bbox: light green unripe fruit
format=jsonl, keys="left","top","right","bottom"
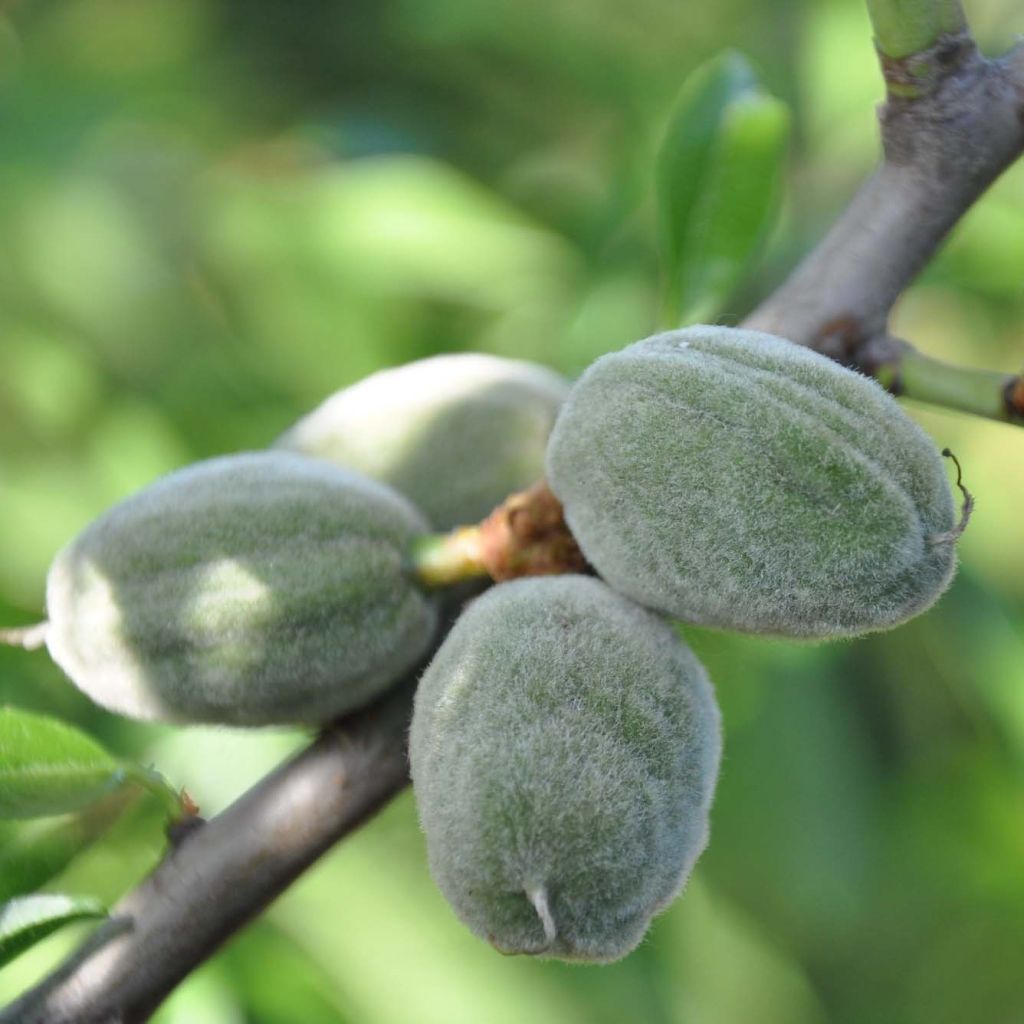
{"left": 546, "top": 326, "right": 958, "bottom": 639}
{"left": 45, "top": 452, "right": 438, "bottom": 726}
{"left": 410, "top": 575, "right": 721, "bottom": 963}
{"left": 275, "top": 353, "right": 570, "bottom": 529}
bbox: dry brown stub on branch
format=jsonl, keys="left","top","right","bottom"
{"left": 411, "top": 479, "right": 590, "bottom": 587}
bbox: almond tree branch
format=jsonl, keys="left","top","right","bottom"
{"left": 744, "top": 34, "right": 1024, "bottom": 385}
{"left": 0, "top": 683, "right": 415, "bottom": 1024}
{"left": 411, "top": 481, "right": 589, "bottom": 588}
{"left": 7, "top": 11, "right": 1024, "bottom": 1024}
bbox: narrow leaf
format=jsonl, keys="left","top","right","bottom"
{"left": 656, "top": 50, "right": 791, "bottom": 324}
{"left": 0, "top": 706, "right": 125, "bottom": 819}
{"left": 657, "top": 50, "right": 756, "bottom": 275}
{"left": 0, "top": 893, "right": 106, "bottom": 968}
{"left": 675, "top": 92, "right": 791, "bottom": 322}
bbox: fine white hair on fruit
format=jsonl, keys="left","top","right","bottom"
{"left": 275, "top": 353, "right": 570, "bottom": 529}
{"left": 410, "top": 575, "right": 722, "bottom": 963}
{"left": 46, "top": 451, "right": 438, "bottom": 726}
{"left": 546, "top": 325, "right": 958, "bottom": 639}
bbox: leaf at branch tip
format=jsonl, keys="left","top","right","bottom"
{"left": 0, "top": 706, "right": 136, "bottom": 820}
{"left": 0, "top": 893, "right": 107, "bottom": 969}
{"left": 656, "top": 50, "right": 791, "bottom": 326}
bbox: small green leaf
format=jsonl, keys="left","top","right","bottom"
{"left": 0, "top": 789, "right": 138, "bottom": 902}
{"left": 674, "top": 92, "right": 790, "bottom": 322}
{"left": 0, "top": 893, "right": 106, "bottom": 968}
{"left": 0, "top": 706, "right": 125, "bottom": 819}
{"left": 657, "top": 51, "right": 755, "bottom": 272}
{"left": 656, "top": 51, "right": 791, "bottom": 325}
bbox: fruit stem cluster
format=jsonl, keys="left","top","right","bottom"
{"left": 410, "top": 481, "right": 588, "bottom": 588}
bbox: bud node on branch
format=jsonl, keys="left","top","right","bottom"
{"left": 476, "top": 481, "right": 590, "bottom": 582}
{"left": 877, "top": 30, "right": 976, "bottom": 99}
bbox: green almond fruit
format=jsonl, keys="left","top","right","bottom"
{"left": 275, "top": 353, "right": 570, "bottom": 529}
{"left": 46, "top": 452, "right": 438, "bottom": 725}
{"left": 546, "top": 325, "right": 958, "bottom": 639}
{"left": 410, "top": 575, "right": 721, "bottom": 963}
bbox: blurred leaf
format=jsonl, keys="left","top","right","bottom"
{"left": 656, "top": 50, "right": 790, "bottom": 324}
{"left": 0, "top": 788, "right": 137, "bottom": 901}
{"left": 0, "top": 456, "right": 104, "bottom": 608}
{"left": 196, "top": 156, "right": 578, "bottom": 394}
{"left": 656, "top": 882, "right": 826, "bottom": 1024}
{"left": 0, "top": 706, "right": 179, "bottom": 819}
{"left": 657, "top": 51, "right": 756, "bottom": 270}
{"left": 0, "top": 706, "right": 125, "bottom": 819}
{"left": 692, "top": 636, "right": 880, "bottom": 947}
{"left": 152, "top": 964, "right": 247, "bottom": 1024}
{"left": 273, "top": 792, "right": 581, "bottom": 1024}
{"left": 13, "top": 179, "right": 166, "bottom": 343}
{"left": 49, "top": 783, "right": 171, "bottom": 907}
{"left": 674, "top": 93, "right": 789, "bottom": 320}
{"left": 0, "top": 893, "right": 105, "bottom": 969}
{"left": 223, "top": 922, "right": 358, "bottom": 1024}
{"left": 0, "top": 328, "right": 102, "bottom": 443}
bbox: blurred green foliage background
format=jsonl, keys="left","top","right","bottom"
{"left": 2, "top": 0, "right": 1024, "bottom": 1020}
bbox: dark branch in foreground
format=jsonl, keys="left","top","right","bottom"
{"left": 0, "top": 684, "right": 414, "bottom": 1024}
{"left": 7, "top": 17, "right": 1024, "bottom": 1024}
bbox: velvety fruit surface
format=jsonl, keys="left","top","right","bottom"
{"left": 547, "top": 326, "right": 957, "bottom": 638}
{"left": 46, "top": 452, "right": 437, "bottom": 725}
{"left": 277, "top": 353, "right": 569, "bottom": 529}
{"left": 410, "top": 575, "right": 721, "bottom": 962}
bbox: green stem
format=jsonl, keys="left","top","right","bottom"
{"left": 877, "top": 349, "right": 1022, "bottom": 424}
{"left": 866, "top": 0, "right": 966, "bottom": 58}
{"left": 125, "top": 766, "right": 185, "bottom": 822}
{"left": 408, "top": 530, "right": 489, "bottom": 589}
{"left": 0, "top": 621, "right": 49, "bottom": 650}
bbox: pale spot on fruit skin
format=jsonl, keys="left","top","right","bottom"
{"left": 182, "top": 559, "right": 274, "bottom": 643}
